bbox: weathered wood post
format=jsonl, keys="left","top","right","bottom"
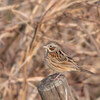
{"left": 37, "top": 73, "right": 75, "bottom": 100}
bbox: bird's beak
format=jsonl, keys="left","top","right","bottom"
{"left": 43, "top": 46, "right": 48, "bottom": 49}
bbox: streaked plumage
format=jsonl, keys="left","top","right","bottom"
{"left": 44, "top": 41, "right": 94, "bottom": 75}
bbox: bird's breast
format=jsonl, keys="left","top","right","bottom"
{"left": 46, "top": 52, "right": 77, "bottom": 72}
{"left": 48, "top": 52, "right": 58, "bottom": 57}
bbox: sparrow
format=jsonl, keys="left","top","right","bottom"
{"left": 43, "top": 41, "right": 95, "bottom": 75}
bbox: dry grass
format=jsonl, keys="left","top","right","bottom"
{"left": 0, "top": 0, "right": 100, "bottom": 100}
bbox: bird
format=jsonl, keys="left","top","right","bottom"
{"left": 43, "top": 41, "right": 95, "bottom": 76}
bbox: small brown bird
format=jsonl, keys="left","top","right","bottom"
{"left": 44, "top": 41, "right": 95, "bottom": 75}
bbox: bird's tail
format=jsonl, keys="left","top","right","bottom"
{"left": 79, "top": 68, "right": 95, "bottom": 75}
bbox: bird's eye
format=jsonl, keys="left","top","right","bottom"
{"left": 49, "top": 45, "right": 52, "bottom": 48}
{"left": 49, "top": 45, "right": 55, "bottom": 51}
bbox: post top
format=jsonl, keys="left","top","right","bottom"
{"left": 37, "top": 73, "right": 66, "bottom": 91}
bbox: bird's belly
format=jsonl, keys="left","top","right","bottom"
{"left": 46, "top": 59, "right": 75, "bottom": 72}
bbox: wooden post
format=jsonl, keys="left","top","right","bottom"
{"left": 37, "top": 73, "right": 75, "bottom": 100}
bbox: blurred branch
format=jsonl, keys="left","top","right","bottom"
{"left": 0, "top": 24, "right": 26, "bottom": 58}
{"left": 64, "top": 13, "right": 100, "bottom": 56}
{"left": 30, "top": 0, "right": 60, "bottom": 49}
{"left": 0, "top": 0, "right": 40, "bottom": 12}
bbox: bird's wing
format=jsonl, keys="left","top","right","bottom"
{"left": 55, "top": 50, "right": 80, "bottom": 70}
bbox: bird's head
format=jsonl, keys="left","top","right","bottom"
{"left": 43, "top": 41, "right": 61, "bottom": 52}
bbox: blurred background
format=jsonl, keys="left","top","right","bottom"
{"left": 0, "top": 0, "right": 100, "bottom": 100}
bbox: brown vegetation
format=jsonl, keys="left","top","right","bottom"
{"left": 0, "top": 0, "right": 100, "bottom": 100}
